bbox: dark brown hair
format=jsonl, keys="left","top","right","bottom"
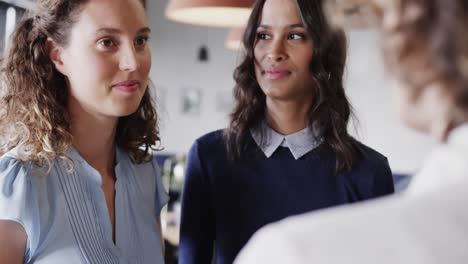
{"left": 226, "top": 0, "right": 358, "bottom": 172}
{"left": 0, "top": 0, "right": 159, "bottom": 167}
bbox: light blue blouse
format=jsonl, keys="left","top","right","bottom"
{"left": 0, "top": 147, "right": 169, "bottom": 264}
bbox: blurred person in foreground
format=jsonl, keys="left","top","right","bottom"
{"left": 235, "top": 0, "right": 468, "bottom": 263}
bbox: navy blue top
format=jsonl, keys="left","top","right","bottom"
{"left": 179, "top": 130, "right": 394, "bottom": 264}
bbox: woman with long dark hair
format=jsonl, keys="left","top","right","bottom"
{"left": 0, "top": 0, "right": 168, "bottom": 263}
{"left": 179, "top": 0, "right": 394, "bottom": 263}
{"left": 236, "top": 0, "right": 468, "bottom": 263}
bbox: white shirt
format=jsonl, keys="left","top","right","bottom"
{"left": 235, "top": 124, "right": 468, "bottom": 264}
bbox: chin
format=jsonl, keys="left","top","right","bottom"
{"left": 262, "top": 85, "right": 288, "bottom": 98}
{"left": 113, "top": 104, "right": 141, "bottom": 117}
{"left": 399, "top": 109, "right": 430, "bottom": 135}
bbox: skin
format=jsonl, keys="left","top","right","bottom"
{"left": 391, "top": 79, "right": 455, "bottom": 141}
{"left": 0, "top": 0, "right": 164, "bottom": 261}
{"left": 254, "top": 0, "right": 315, "bottom": 135}
{"left": 0, "top": 221, "right": 27, "bottom": 264}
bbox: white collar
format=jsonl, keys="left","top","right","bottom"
{"left": 250, "top": 120, "right": 322, "bottom": 160}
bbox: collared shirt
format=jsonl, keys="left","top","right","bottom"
{"left": 0, "top": 146, "right": 169, "bottom": 264}
{"left": 250, "top": 120, "right": 323, "bottom": 160}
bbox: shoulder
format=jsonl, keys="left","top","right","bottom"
{"left": 0, "top": 152, "right": 41, "bottom": 262}
{"left": 115, "top": 149, "right": 156, "bottom": 192}
{"left": 406, "top": 141, "right": 468, "bottom": 195}
{"left": 345, "top": 140, "right": 394, "bottom": 196}
{"left": 237, "top": 191, "right": 439, "bottom": 263}
{"left": 0, "top": 149, "right": 49, "bottom": 202}
{"left": 0, "top": 155, "right": 29, "bottom": 203}
{"left": 347, "top": 140, "right": 392, "bottom": 179}
{"left": 0, "top": 153, "right": 31, "bottom": 191}
{"left": 122, "top": 150, "right": 159, "bottom": 183}
{"left": 185, "top": 130, "right": 234, "bottom": 179}
{"left": 194, "top": 129, "right": 226, "bottom": 147}
{"left": 189, "top": 129, "right": 227, "bottom": 157}
{"left": 0, "top": 148, "right": 49, "bottom": 181}
{"left": 121, "top": 151, "right": 169, "bottom": 211}
{"left": 352, "top": 140, "right": 389, "bottom": 168}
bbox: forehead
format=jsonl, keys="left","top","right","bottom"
{"left": 260, "top": 0, "right": 302, "bottom": 24}
{"left": 74, "top": 0, "right": 147, "bottom": 33}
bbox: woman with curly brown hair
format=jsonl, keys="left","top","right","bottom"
{"left": 0, "top": 0, "right": 168, "bottom": 263}
{"left": 236, "top": 0, "right": 468, "bottom": 263}
{"left": 178, "top": 0, "right": 394, "bottom": 263}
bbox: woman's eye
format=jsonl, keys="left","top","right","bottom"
{"left": 98, "top": 38, "right": 116, "bottom": 48}
{"left": 288, "top": 33, "right": 304, "bottom": 40}
{"left": 256, "top": 32, "right": 270, "bottom": 40}
{"left": 135, "top": 36, "right": 149, "bottom": 47}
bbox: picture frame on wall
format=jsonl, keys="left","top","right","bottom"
{"left": 181, "top": 88, "right": 202, "bottom": 116}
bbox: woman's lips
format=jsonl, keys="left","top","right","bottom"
{"left": 264, "top": 69, "right": 291, "bottom": 80}
{"left": 113, "top": 80, "right": 140, "bottom": 93}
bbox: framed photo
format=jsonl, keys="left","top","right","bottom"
{"left": 181, "top": 88, "right": 202, "bottom": 115}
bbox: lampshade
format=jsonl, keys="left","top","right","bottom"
{"left": 225, "top": 27, "right": 245, "bottom": 51}
{"left": 165, "top": 0, "right": 255, "bottom": 27}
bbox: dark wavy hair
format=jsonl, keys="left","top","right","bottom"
{"left": 226, "top": 0, "right": 358, "bottom": 173}
{"left": 0, "top": 0, "right": 160, "bottom": 167}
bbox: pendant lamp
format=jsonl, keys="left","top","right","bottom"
{"left": 165, "top": 0, "right": 255, "bottom": 27}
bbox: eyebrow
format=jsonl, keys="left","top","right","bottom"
{"left": 257, "top": 23, "right": 305, "bottom": 29}
{"left": 95, "top": 27, "right": 151, "bottom": 35}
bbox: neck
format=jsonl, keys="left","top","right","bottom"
{"left": 69, "top": 99, "right": 118, "bottom": 177}
{"left": 429, "top": 113, "right": 468, "bottom": 143}
{"left": 265, "top": 98, "right": 312, "bottom": 135}
{"left": 415, "top": 83, "right": 467, "bottom": 143}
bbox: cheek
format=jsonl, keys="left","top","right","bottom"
{"left": 64, "top": 53, "right": 116, "bottom": 101}
{"left": 253, "top": 48, "right": 263, "bottom": 78}
{"left": 253, "top": 42, "right": 267, "bottom": 64}
{"left": 297, "top": 48, "right": 314, "bottom": 70}
{"left": 294, "top": 58, "right": 313, "bottom": 84}
{"left": 91, "top": 53, "right": 117, "bottom": 73}
{"left": 391, "top": 80, "right": 417, "bottom": 125}
{"left": 72, "top": 52, "right": 116, "bottom": 82}
{"left": 140, "top": 52, "right": 151, "bottom": 77}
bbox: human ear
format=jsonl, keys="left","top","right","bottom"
{"left": 46, "top": 38, "right": 67, "bottom": 75}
